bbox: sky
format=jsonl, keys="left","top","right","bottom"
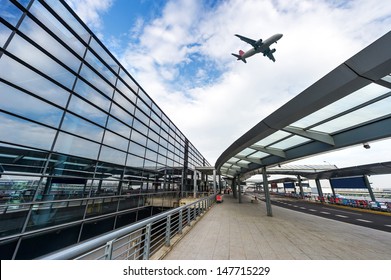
{"left": 64, "top": 0, "right": 391, "bottom": 188}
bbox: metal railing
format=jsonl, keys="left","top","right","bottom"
{"left": 38, "top": 194, "right": 215, "bottom": 260}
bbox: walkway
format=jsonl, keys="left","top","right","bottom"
{"left": 162, "top": 193, "right": 391, "bottom": 260}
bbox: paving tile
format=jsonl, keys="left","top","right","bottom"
{"left": 163, "top": 194, "right": 391, "bottom": 260}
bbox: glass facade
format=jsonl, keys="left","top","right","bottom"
{"left": 0, "top": 0, "right": 210, "bottom": 259}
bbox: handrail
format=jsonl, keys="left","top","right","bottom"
{"left": 38, "top": 194, "right": 215, "bottom": 260}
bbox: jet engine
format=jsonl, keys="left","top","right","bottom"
{"left": 270, "top": 48, "right": 276, "bottom": 53}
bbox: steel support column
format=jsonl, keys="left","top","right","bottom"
{"left": 263, "top": 167, "right": 272, "bottom": 217}
{"left": 364, "top": 175, "right": 376, "bottom": 202}
{"left": 315, "top": 179, "right": 324, "bottom": 203}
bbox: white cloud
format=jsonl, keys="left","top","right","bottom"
{"left": 65, "top": 0, "right": 113, "bottom": 33}
{"left": 66, "top": 0, "right": 390, "bottom": 187}
{"left": 114, "top": 0, "right": 391, "bottom": 169}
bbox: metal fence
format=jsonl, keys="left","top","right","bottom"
{"left": 38, "top": 194, "right": 215, "bottom": 260}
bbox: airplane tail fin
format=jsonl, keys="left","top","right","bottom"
{"left": 231, "top": 50, "right": 247, "bottom": 63}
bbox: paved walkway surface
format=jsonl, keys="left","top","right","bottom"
{"left": 163, "top": 193, "right": 391, "bottom": 260}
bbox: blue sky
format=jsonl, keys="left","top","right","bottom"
{"left": 64, "top": 0, "right": 391, "bottom": 187}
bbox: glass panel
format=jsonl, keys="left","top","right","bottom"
{"left": 126, "top": 154, "right": 144, "bottom": 168}
{"left": 54, "top": 132, "right": 100, "bottom": 160}
{"left": 0, "top": 82, "right": 63, "bottom": 128}
{"left": 61, "top": 112, "right": 104, "bottom": 142}
{"left": 79, "top": 64, "right": 114, "bottom": 98}
{"left": 255, "top": 130, "right": 291, "bottom": 147}
{"left": 381, "top": 74, "right": 391, "bottom": 83}
{"left": 44, "top": 0, "right": 91, "bottom": 43}
{"left": 89, "top": 38, "right": 118, "bottom": 73}
{"left": 116, "top": 78, "right": 137, "bottom": 104}
{"left": 145, "top": 149, "right": 157, "bottom": 162}
{"left": 0, "top": 55, "right": 70, "bottom": 107}
{"left": 73, "top": 78, "right": 111, "bottom": 112}
{"left": 135, "top": 108, "right": 150, "bottom": 126}
{"left": 113, "top": 91, "right": 135, "bottom": 117}
{"left": 106, "top": 116, "right": 130, "bottom": 139}
{"left": 29, "top": 0, "right": 86, "bottom": 57}
{"left": 19, "top": 16, "right": 81, "bottom": 72}
{"left": 148, "top": 130, "right": 159, "bottom": 143}
{"left": 6, "top": 34, "right": 76, "bottom": 89}
{"left": 102, "top": 130, "right": 129, "bottom": 151}
{"left": 110, "top": 103, "right": 133, "bottom": 125}
{"left": 138, "top": 89, "right": 152, "bottom": 106}
{"left": 99, "top": 146, "right": 126, "bottom": 166}
{"left": 67, "top": 95, "right": 108, "bottom": 126}
{"left": 146, "top": 139, "right": 158, "bottom": 152}
{"left": 84, "top": 50, "right": 116, "bottom": 86}
{"left": 0, "top": 112, "right": 56, "bottom": 150}
{"left": 119, "top": 68, "right": 138, "bottom": 96}
{"left": 0, "top": 22, "right": 12, "bottom": 48}
{"left": 249, "top": 151, "right": 269, "bottom": 158}
{"left": 130, "top": 130, "right": 147, "bottom": 146}
{"left": 269, "top": 135, "right": 310, "bottom": 149}
{"left": 136, "top": 99, "right": 151, "bottom": 119}
{"left": 157, "top": 154, "right": 166, "bottom": 165}
{"left": 128, "top": 141, "right": 146, "bottom": 157}
{"left": 132, "top": 118, "right": 148, "bottom": 136}
{"left": 292, "top": 84, "right": 390, "bottom": 128}
{"left": 0, "top": 1, "right": 23, "bottom": 27}
{"left": 312, "top": 96, "right": 391, "bottom": 133}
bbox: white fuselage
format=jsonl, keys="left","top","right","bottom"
{"left": 242, "top": 33, "right": 283, "bottom": 60}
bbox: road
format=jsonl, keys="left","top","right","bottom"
{"left": 251, "top": 193, "right": 391, "bottom": 233}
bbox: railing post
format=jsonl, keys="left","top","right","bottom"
{"left": 193, "top": 202, "right": 197, "bottom": 219}
{"left": 187, "top": 207, "right": 191, "bottom": 225}
{"left": 178, "top": 210, "right": 183, "bottom": 234}
{"left": 104, "top": 240, "right": 114, "bottom": 260}
{"left": 143, "top": 223, "right": 152, "bottom": 260}
{"left": 165, "top": 215, "right": 171, "bottom": 247}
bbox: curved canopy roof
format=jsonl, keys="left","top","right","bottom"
{"left": 216, "top": 31, "right": 391, "bottom": 179}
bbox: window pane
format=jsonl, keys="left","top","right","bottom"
{"left": 89, "top": 38, "right": 118, "bottom": 73}
{"left": 0, "top": 82, "right": 63, "bottom": 128}
{"left": 119, "top": 68, "right": 138, "bottom": 96}
{"left": 128, "top": 141, "right": 146, "bottom": 157}
{"left": 116, "top": 79, "right": 137, "bottom": 104}
{"left": 79, "top": 64, "right": 114, "bottom": 98}
{"left": 99, "top": 146, "right": 126, "bottom": 166}
{"left": 113, "top": 91, "right": 135, "bottom": 117}
{"left": 106, "top": 116, "right": 131, "bottom": 139}
{"left": 103, "top": 130, "right": 128, "bottom": 151}
{"left": 44, "top": 0, "right": 91, "bottom": 43}
{"left": 130, "top": 130, "right": 147, "bottom": 146}
{"left": 110, "top": 103, "right": 133, "bottom": 125}
{"left": 0, "top": 112, "right": 56, "bottom": 150}
{"left": 19, "top": 16, "right": 81, "bottom": 72}
{"left": 54, "top": 132, "right": 100, "bottom": 160}
{"left": 84, "top": 50, "right": 116, "bottom": 86}
{"left": 0, "top": 55, "right": 70, "bottom": 107}
{"left": 126, "top": 154, "right": 144, "bottom": 168}
{"left": 0, "top": 1, "right": 23, "bottom": 26}
{"left": 0, "top": 22, "right": 12, "bottom": 48}
{"left": 73, "top": 79, "right": 111, "bottom": 112}
{"left": 61, "top": 113, "right": 104, "bottom": 142}
{"left": 67, "top": 95, "right": 108, "bottom": 126}
{"left": 29, "top": 1, "right": 86, "bottom": 57}
{"left": 6, "top": 34, "right": 76, "bottom": 89}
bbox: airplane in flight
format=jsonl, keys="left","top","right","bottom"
{"left": 232, "top": 33, "right": 283, "bottom": 63}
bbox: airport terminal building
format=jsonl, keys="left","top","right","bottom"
{"left": 0, "top": 0, "right": 211, "bottom": 259}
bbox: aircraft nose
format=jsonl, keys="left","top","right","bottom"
{"left": 277, "top": 34, "right": 283, "bottom": 40}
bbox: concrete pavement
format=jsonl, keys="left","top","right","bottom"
{"left": 162, "top": 193, "right": 391, "bottom": 260}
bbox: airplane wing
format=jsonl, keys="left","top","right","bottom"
{"left": 234, "top": 34, "right": 258, "bottom": 47}
{"left": 266, "top": 52, "right": 275, "bottom": 62}
{"left": 264, "top": 47, "right": 276, "bottom": 62}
